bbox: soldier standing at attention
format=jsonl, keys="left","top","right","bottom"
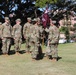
{"left": 23, "top": 17, "right": 32, "bottom": 53}
{"left": 31, "top": 18, "right": 43, "bottom": 60}
{"left": 12, "top": 19, "right": 22, "bottom": 54}
{"left": 45, "top": 20, "right": 60, "bottom": 61}
{"left": 0, "top": 22, "right": 3, "bottom": 51}
{"left": 2, "top": 17, "right": 12, "bottom": 55}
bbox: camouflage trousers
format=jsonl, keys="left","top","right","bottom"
{"left": 0, "top": 38, "right": 2, "bottom": 50}
{"left": 25, "top": 37, "right": 31, "bottom": 52}
{"left": 2, "top": 38, "right": 11, "bottom": 54}
{"left": 31, "top": 42, "right": 39, "bottom": 59}
{"left": 45, "top": 44, "right": 58, "bottom": 58}
{"left": 14, "top": 38, "right": 22, "bottom": 52}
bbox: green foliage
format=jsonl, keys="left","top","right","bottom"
{"left": 74, "top": 23, "right": 76, "bottom": 28}
{"left": 35, "top": 0, "right": 57, "bottom": 7}
{"left": 59, "top": 26, "right": 68, "bottom": 33}
{"left": 59, "top": 26, "right": 70, "bottom": 41}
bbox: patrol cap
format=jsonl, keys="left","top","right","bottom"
{"left": 52, "top": 20, "right": 56, "bottom": 24}
{"left": 37, "top": 18, "right": 40, "bottom": 21}
{"left": 0, "top": 22, "right": 2, "bottom": 25}
{"left": 32, "top": 18, "right": 37, "bottom": 22}
{"left": 16, "top": 18, "right": 21, "bottom": 22}
{"left": 5, "top": 17, "right": 10, "bottom": 21}
{"left": 27, "top": 17, "right": 31, "bottom": 20}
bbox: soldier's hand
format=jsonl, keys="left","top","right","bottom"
{"left": 1, "top": 37, "right": 4, "bottom": 40}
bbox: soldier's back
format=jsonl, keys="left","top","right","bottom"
{"left": 23, "top": 22, "right": 32, "bottom": 36}
{"left": 51, "top": 25, "right": 59, "bottom": 44}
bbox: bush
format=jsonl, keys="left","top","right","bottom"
{"left": 74, "top": 23, "right": 76, "bottom": 28}
{"left": 59, "top": 26, "right": 70, "bottom": 42}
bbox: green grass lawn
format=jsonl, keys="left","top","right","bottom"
{"left": 0, "top": 43, "right": 76, "bottom": 75}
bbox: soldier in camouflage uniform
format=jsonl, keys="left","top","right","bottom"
{"left": 45, "top": 20, "right": 60, "bottom": 61}
{"left": 31, "top": 18, "right": 43, "bottom": 60}
{"left": 12, "top": 19, "right": 22, "bottom": 54}
{"left": 37, "top": 18, "right": 44, "bottom": 44}
{"left": 0, "top": 22, "right": 3, "bottom": 39}
{"left": 23, "top": 17, "right": 32, "bottom": 53}
{"left": 2, "top": 17, "right": 12, "bottom": 55}
{"left": 0, "top": 22, "right": 3, "bottom": 51}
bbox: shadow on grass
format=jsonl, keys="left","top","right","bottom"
{"left": 36, "top": 46, "right": 62, "bottom": 61}
{"left": 0, "top": 50, "right": 3, "bottom": 55}
{"left": 8, "top": 50, "right": 15, "bottom": 55}
{"left": 19, "top": 50, "right": 26, "bottom": 54}
{"left": 36, "top": 46, "right": 45, "bottom": 60}
{"left": 0, "top": 43, "right": 2, "bottom": 55}
{"left": 57, "top": 56, "right": 62, "bottom": 61}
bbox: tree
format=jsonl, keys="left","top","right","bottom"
{"left": 0, "top": 0, "right": 76, "bottom": 25}
{"left": 35, "top": 0, "right": 76, "bottom": 20}
{"left": 59, "top": 26, "right": 70, "bottom": 42}
{"left": 35, "top": 0, "right": 57, "bottom": 7}
{"left": 0, "top": 0, "right": 41, "bottom": 25}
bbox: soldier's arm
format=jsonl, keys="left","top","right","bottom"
{"left": 39, "top": 26, "right": 44, "bottom": 33}
{"left": 11, "top": 26, "right": 13, "bottom": 37}
{"left": 12, "top": 26, "right": 15, "bottom": 39}
{"left": 53, "top": 29, "right": 60, "bottom": 43}
{"left": 45, "top": 28, "right": 49, "bottom": 32}
{"left": 21, "top": 26, "right": 22, "bottom": 38}
{"left": 23, "top": 25, "right": 25, "bottom": 35}
{"left": 23, "top": 24, "right": 27, "bottom": 39}
{"left": 1, "top": 25, "right": 4, "bottom": 39}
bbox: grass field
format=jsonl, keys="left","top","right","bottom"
{"left": 0, "top": 43, "right": 76, "bottom": 75}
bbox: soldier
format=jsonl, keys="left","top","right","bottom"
{"left": 12, "top": 19, "right": 22, "bottom": 54}
{"left": 31, "top": 18, "right": 43, "bottom": 60}
{"left": 23, "top": 17, "right": 32, "bottom": 53}
{"left": 37, "top": 18, "right": 44, "bottom": 44}
{"left": 0, "top": 22, "right": 3, "bottom": 51}
{"left": 45, "top": 20, "right": 60, "bottom": 61}
{"left": 2, "top": 17, "right": 12, "bottom": 55}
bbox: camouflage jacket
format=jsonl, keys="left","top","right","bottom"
{"left": 23, "top": 22, "right": 32, "bottom": 38}
{"left": 2, "top": 22, "right": 12, "bottom": 38}
{"left": 12, "top": 24, "right": 22, "bottom": 39}
{"left": 31, "top": 24, "right": 43, "bottom": 38}
{"left": 0, "top": 24, "right": 3, "bottom": 38}
{"left": 48, "top": 25, "right": 60, "bottom": 44}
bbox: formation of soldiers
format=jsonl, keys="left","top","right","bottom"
{"left": 0, "top": 17, "right": 60, "bottom": 61}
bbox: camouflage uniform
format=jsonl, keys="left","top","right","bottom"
{"left": 31, "top": 19, "right": 43, "bottom": 59}
{"left": 45, "top": 22, "right": 59, "bottom": 60}
{"left": 12, "top": 19, "right": 22, "bottom": 52}
{"left": 2, "top": 17, "right": 12, "bottom": 54}
{"left": 23, "top": 18, "right": 32, "bottom": 52}
{"left": 0, "top": 22, "right": 3, "bottom": 50}
{"left": 0, "top": 22, "right": 3, "bottom": 39}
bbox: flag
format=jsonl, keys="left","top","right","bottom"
{"left": 42, "top": 8, "right": 50, "bottom": 28}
